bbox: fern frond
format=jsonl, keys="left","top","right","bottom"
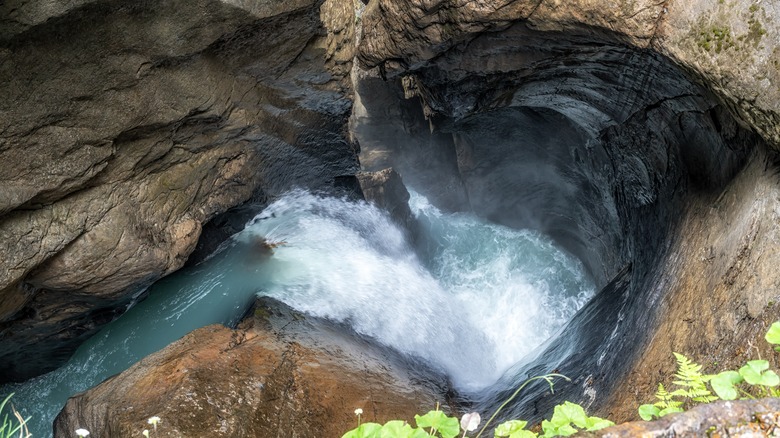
{"left": 653, "top": 383, "right": 683, "bottom": 409}
{"left": 670, "top": 353, "right": 718, "bottom": 404}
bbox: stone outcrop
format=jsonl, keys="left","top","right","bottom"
{"left": 0, "top": 0, "right": 359, "bottom": 382}
{"left": 357, "top": 0, "right": 780, "bottom": 149}
{"left": 53, "top": 297, "right": 451, "bottom": 438}
{"left": 356, "top": 168, "right": 414, "bottom": 229}
{"left": 600, "top": 152, "right": 780, "bottom": 422}
{"left": 579, "top": 398, "right": 780, "bottom": 437}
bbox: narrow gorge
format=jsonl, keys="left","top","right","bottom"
{"left": 1, "top": 0, "right": 780, "bottom": 436}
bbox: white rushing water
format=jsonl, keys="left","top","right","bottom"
{"left": 1, "top": 189, "right": 593, "bottom": 437}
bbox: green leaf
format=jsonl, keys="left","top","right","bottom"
{"left": 342, "top": 422, "right": 383, "bottom": 438}
{"left": 638, "top": 404, "right": 660, "bottom": 421}
{"left": 550, "top": 401, "right": 588, "bottom": 429}
{"left": 710, "top": 371, "right": 743, "bottom": 400}
{"left": 495, "top": 420, "right": 528, "bottom": 436}
{"left": 415, "top": 410, "right": 460, "bottom": 438}
{"left": 765, "top": 321, "right": 780, "bottom": 345}
{"left": 739, "top": 360, "right": 780, "bottom": 386}
{"left": 379, "top": 421, "right": 414, "bottom": 438}
{"left": 495, "top": 420, "right": 537, "bottom": 438}
{"left": 541, "top": 419, "right": 577, "bottom": 437}
{"left": 658, "top": 406, "right": 684, "bottom": 417}
{"left": 584, "top": 416, "right": 614, "bottom": 431}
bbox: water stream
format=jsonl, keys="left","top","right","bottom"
{"left": 2, "top": 189, "right": 594, "bottom": 437}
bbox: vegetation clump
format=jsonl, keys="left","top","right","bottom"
{"left": 343, "top": 375, "right": 613, "bottom": 438}
{"left": 343, "top": 321, "right": 780, "bottom": 437}
{"left": 639, "top": 321, "right": 780, "bottom": 420}
{"left": 0, "top": 394, "right": 29, "bottom": 438}
{"left": 698, "top": 26, "right": 735, "bottom": 53}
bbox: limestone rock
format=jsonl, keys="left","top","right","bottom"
{"left": 357, "top": 168, "right": 414, "bottom": 229}
{"left": 53, "top": 297, "right": 451, "bottom": 438}
{"left": 356, "top": 0, "right": 780, "bottom": 151}
{"left": 0, "top": 0, "right": 359, "bottom": 382}
{"left": 579, "top": 399, "right": 780, "bottom": 437}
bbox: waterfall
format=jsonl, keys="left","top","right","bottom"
{"left": 2, "top": 189, "right": 593, "bottom": 437}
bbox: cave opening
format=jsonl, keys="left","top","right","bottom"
{"left": 350, "top": 23, "right": 758, "bottom": 420}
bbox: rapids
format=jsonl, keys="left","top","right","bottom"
{"left": 2, "top": 190, "right": 593, "bottom": 437}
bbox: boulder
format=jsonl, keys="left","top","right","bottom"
{"left": 53, "top": 297, "right": 451, "bottom": 438}
{"left": 356, "top": 168, "right": 414, "bottom": 230}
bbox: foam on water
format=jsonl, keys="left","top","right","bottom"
{"left": 1, "top": 189, "right": 593, "bottom": 437}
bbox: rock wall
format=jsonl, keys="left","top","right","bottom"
{"left": 0, "top": 0, "right": 359, "bottom": 382}
{"left": 602, "top": 152, "right": 780, "bottom": 422}
{"left": 352, "top": 0, "right": 780, "bottom": 425}
{"left": 356, "top": 0, "right": 780, "bottom": 150}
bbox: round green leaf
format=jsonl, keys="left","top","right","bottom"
{"left": 380, "top": 421, "right": 414, "bottom": 438}
{"left": 551, "top": 401, "right": 588, "bottom": 428}
{"left": 584, "top": 416, "right": 614, "bottom": 431}
{"left": 765, "top": 321, "right": 780, "bottom": 345}
{"left": 507, "top": 431, "right": 538, "bottom": 438}
{"left": 710, "top": 371, "right": 743, "bottom": 400}
{"left": 542, "top": 422, "right": 577, "bottom": 437}
{"left": 638, "top": 404, "right": 660, "bottom": 421}
{"left": 495, "top": 420, "right": 529, "bottom": 437}
{"left": 415, "top": 410, "right": 460, "bottom": 438}
{"left": 740, "top": 360, "right": 780, "bottom": 386}
{"left": 342, "top": 422, "right": 383, "bottom": 438}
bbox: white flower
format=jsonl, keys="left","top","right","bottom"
{"left": 460, "top": 412, "right": 481, "bottom": 432}
{"left": 354, "top": 408, "right": 363, "bottom": 416}
{"left": 142, "top": 430, "right": 150, "bottom": 438}
{"left": 75, "top": 429, "right": 90, "bottom": 437}
{"left": 147, "top": 416, "right": 161, "bottom": 430}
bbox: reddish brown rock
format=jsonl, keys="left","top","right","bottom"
{"left": 53, "top": 298, "right": 451, "bottom": 438}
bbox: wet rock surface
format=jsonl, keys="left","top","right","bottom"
{"left": 356, "top": 168, "right": 414, "bottom": 229}
{"left": 53, "top": 297, "right": 451, "bottom": 438}
{"left": 601, "top": 152, "right": 780, "bottom": 422}
{"left": 0, "top": 0, "right": 358, "bottom": 382}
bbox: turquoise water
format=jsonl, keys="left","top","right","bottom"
{"left": 1, "top": 190, "right": 593, "bottom": 437}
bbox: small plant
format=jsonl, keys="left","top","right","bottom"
{"left": 146, "top": 416, "right": 162, "bottom": 437}
{"left": 638, "top": 384, "right": 683, "bottom": 420}
{"left": 342, "top": 374, "right": 614, "bottom": 438}
{"left": 670, "top": 353, "right": 718, "bottom": 403}
{"left": 539, "top": 401, "right": 613, "bottom": 437}
{"left": 0, "top": 394, "right": 30, "bottom": 438}
{"left": 639, "top": 321, "right": 780, "bottom": 420}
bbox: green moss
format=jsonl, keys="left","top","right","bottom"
{"left": 746, "top": 18, "right": 767, "bottom": 45}
{"left": 698, "top": 26, "right": 735, "bottom": 53}
{"left": 254, "top": 307, "right": 270, "bottom": 320}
